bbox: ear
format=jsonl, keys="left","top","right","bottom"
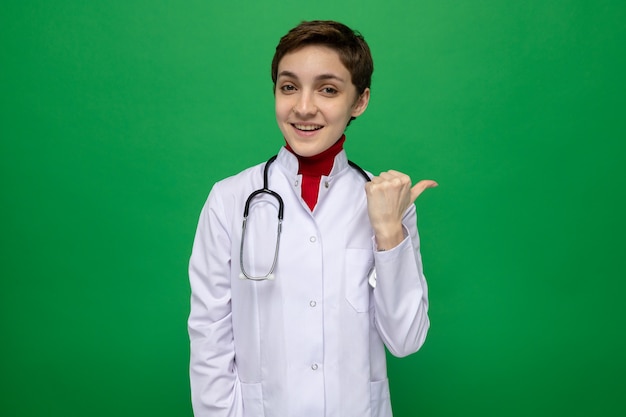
{"left": 351, "top": 88, "right": 370, "bottom": 118}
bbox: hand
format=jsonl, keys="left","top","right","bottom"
{"left": 365, "top": 170, "right": 438, "bottom": 250}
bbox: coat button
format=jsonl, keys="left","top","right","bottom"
{"left": 309, "top": 236, "right": 317, "bottom": 243}
{"left": 309, "top": 300, "right": 317, "bottom": 307}
{"left": 311, "top": 363, "right": 318, "bottom": 370}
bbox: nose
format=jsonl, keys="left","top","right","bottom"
{"left": 292, "top": 91, "right": 317, "bottom": 117}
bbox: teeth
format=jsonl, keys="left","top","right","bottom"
{"left": 294, "top": 124, "right": 322, "bottom": 131}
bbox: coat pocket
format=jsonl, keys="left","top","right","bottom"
{"left": 345, "top": 248, "right": 374, "bottom": 313}
{"left": 240, "top": 381, "right": 265, "bottom": 416}
{"left": 370, "top": 378, "right": 392, "bottom": 417}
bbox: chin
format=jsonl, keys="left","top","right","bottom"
{"left": 289, "top": 146, "right": 316, "bottom": 157}
{"left": 290, "top": 141, "right": 330, "bottom": 157}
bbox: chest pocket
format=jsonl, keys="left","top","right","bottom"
{"left": 344, "top": 248, "right": 374, "bottom": 313}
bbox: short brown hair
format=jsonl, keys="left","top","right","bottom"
{"left": 271, "top": 20, "right": 374, "bottom": 95}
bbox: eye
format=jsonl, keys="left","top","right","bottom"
{"left": 320, "top": 86, "right": 338, "bottom": 95}
{"left": 279, "top": 84, "right": 297, "bottom": 93}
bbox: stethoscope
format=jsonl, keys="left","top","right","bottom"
{"left": 239, "top": 154, "right": 371, "bottom": 281}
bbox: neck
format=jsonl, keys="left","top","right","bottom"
{"left": 284, "top": 135, "right": 346, "bottom": 211}
{"left": 284, "top": 135, "right": 346, "bottom": 176}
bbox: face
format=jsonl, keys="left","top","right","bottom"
{"left": 275, "top": 45, "right": 370, "bottom": 157}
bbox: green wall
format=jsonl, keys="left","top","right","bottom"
{"left": 2, "top": 1, "right": 625, "bottom": 416}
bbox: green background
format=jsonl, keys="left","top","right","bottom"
{"left": 2, "top": 0, "right": 625, "bottom": 416}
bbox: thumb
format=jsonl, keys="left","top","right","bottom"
{"left": 410, "top": 180, "right": 438, "bottom": 202}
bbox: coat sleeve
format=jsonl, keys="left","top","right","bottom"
{"left": 371, "top": 204, "right": 430, "bottom": 357}
{"left": 188, "top": 185, "right": 243, "bottom": 416}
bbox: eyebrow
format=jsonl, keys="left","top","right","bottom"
{"left": 277, "top": 70, "right": 346, "bottom": 83}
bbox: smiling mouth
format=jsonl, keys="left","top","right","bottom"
{"left": 293, "top": 124, "right": 323, "bottom": 132}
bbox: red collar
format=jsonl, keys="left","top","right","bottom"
{"left": 284, "top": 135, "right": 346, "bottom": 176}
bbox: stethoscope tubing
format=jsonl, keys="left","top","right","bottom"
{"left": 239, "top": 154, "right": 369, "bottom": 281}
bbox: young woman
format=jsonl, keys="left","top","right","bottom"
{"left": 188, "top": 20, "right": 437, "bottom": 417}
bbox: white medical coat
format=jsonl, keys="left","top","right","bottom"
{"left": 188, "top": 147, "right": 429, "bottom": 417}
